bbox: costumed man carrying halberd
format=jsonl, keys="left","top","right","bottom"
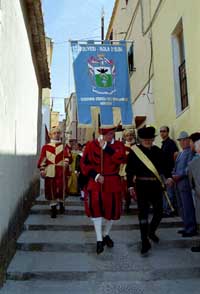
{"left": 38, "top": 126, "right": 72, "bottom": 218}
{"left": 81, "top": 127, "right": 126, "bottom": 254}
{"left": 126, "top": 126, "right": 171, "bottom": 255}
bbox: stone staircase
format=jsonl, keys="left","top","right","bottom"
{"left": 1, "top": 195, "right": 200, "bottom": 294}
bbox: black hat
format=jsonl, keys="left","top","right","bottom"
{"left": 138, "top": 126, "right": 156, "bottom": 139}
{"left": 189, "top": 132, "right": 200, "bottom": 143}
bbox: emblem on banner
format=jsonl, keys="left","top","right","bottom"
{"left": 88, "top": 54, "right": 116, "bottom": 94}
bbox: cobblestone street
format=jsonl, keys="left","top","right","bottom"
{"left": 1, "top": 195, "right": 200, "bottom": 294}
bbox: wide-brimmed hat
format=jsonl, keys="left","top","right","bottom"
{"left": 137, "top": 126, "right": 156, "bottom": 139}
{"left": 177, "top": 131, "right": 189, "bottom": 140}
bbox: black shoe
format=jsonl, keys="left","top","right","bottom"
{"left": 96, "top": 241, "right": 104, "bottom": 254}
{"left": 149, "top": 233, "right": 159, "bottom": 243}
{"left": 59, "top": 202, "right": 65, "bottom": 214}
{"left": 141, "top": 239, "right": 151, "bottom": 255}
{"left": 191, "top": 246, "right": 200, "bottom": 252}
{"left": 177, "top": 229, "right": 185, "bottom": 234}
{"left": 50, "top": 205, "right": 57, "bottom": 218}
{"left": 182, "top": 231, "right": 197, "bottom": 237}
{"left": 103, "top": 235, "right": 114, "bottom": 248}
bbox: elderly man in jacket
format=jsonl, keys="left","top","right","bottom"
{"left": 170, "top": 131, "right": 197, "bottom": 237}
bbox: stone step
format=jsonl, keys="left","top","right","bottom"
{"left": 2, "top": 278, "right": 200, "bottom": 294}
{"left": 16, "top": 239, "right": 200, "bottom": 252}
{"left": 17, "top": 228, "right": 200, "bottom": 252}
{"left": 23, "top": 214, "right": 183, "bottom": 231}
{"left": 35, "top": 195, "right": 86, "bottom": 206}
{"left": 30, "top": 204, "right": 139, "bottom": 216}
{"left": 34, "top": 199, "right": 139, "bottom": 210}
{"left": 34, "top": 200, "right": 84, "bottom": 206}
{"left": 31, "top": 204, "right": 85, "bottom": 215}
{"left": 6, "top": 247, "right": 200, "bottom": 282}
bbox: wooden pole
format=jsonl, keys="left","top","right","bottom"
{"left": 101, "top": 7, "right": 104, "bottom": 43}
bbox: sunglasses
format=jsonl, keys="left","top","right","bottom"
{"left": 160, "top": 130, "right": 167, "bottom": 133}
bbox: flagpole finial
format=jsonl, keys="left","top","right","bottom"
{"left": 101, "top": 6, "right": 105, "bottom": 18}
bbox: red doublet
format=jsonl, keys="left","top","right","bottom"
{"left": 37, "top": 143, "right": 72, "bottom": 201}
{"left": 81, "top": 139, "right": 126, "bottom": 220}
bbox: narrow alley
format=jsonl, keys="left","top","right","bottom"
{"left": 1, "top": 1, "right": 200, "bottom": 293}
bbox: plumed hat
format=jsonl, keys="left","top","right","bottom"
{"left": 99, "top": 127, "right": 116, "bottom": 135}
{"left": 137, "top": 126, "right": 156, "bottom": 139}
{"left": 189, "top": 132, "right": 200, "bottom": 143}
{"left": 49, "top": 126, "right": 61, "bottom": 136}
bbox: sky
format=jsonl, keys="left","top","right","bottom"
{"left": 41, "top": 0, "right": 115, "bottom": 118}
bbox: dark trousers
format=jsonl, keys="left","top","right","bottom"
{"left": 136, "top": 180, "right": 163, "bottom": 242}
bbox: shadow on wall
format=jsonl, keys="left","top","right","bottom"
{"left": 0, "top": 153, "right": 40, "bottom": 287}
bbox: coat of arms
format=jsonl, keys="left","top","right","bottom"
{"left": 88, "top": 54, "right": 116, "bottom": 94}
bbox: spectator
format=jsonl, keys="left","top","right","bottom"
{"left": 188, "top": 138, "right": 200, "bottom": 252}
{"left": 170, "top": 131, "right": 197, "bottom": 237}
{"left": 160, "top": 125, "right": 179, "bottom": 217}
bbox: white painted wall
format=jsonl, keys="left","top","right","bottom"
{"left": 134, "top": 82, "right": 155, "bottom": 125}
{"left": 0, "top": 0, "right": 40, "bottom": 239}
{"left": 40, "top": 105, "right": 50, "bottom": 195}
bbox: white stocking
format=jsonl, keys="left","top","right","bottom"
{"left": 91, "top": 217, "right": 102, "bottom": 241}
{"left": 103, "top": 220, "right": 114, "bottom": 237}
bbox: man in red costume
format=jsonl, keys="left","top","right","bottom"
{"left": 38, "top": 126, "right": 72, "bottom": 218}
{"left": 81, "top": 127, "right": 126, "bottom": 254}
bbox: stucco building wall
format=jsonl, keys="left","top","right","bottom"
{"left": 152, "top": 0, "right": 200, "bottom": 136}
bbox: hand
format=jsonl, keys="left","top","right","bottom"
{"left": 165, "top": 178, "right": 174, "bottom": 187}
{"left": 129, "top": 187, "right": 137, "bottom": 201}
{"left": 132, "top": 175, "right": 136, "bottom": 184}
{"left": 40, "top": 170, "right": 46, "bottom": 178}
{"left": 64, "top": 162, "right": 69, "bottom": 168}
{"left": 172, "top": 175, "right": 181, "bottom": 183}
{"left": 97, "top": 174, "right": 104, "bottom": 184}
{"left": 64, "top": 158, "right": 70, "bottom": 168}
{"left": 99, "top": 137, "right": 106, "bottom": 149}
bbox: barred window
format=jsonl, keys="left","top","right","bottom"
{"left": 179, "top": 60, "right": 188, "bottom": 110}
{"left": 172, "top": 19, "right": 189, "bottom": 114}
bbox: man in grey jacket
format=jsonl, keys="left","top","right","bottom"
{"left": 170, "top": 131, "right": 197, "bottom": 237}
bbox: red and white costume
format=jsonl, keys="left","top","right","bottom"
{"left": 37, "top": 141, "right": 72, "bottom": 202}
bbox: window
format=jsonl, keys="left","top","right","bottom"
{"left": 171, "top": 19, "right": 188, "bottom": 114}
{"left": 179, "top": 60, "right": 188, "bottom": 110}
